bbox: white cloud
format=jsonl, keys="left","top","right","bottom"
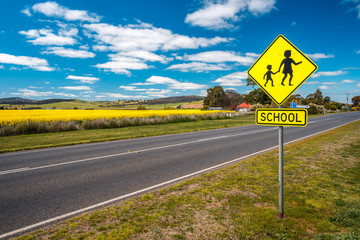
{"left": 66, "top": 75, "right": 99, "bottom": 84}
{"left": 304, "top": 81, "right": 320, "bottom": 85}
{"left": 199, "top": 90, "right": 207, "bottom": 96}
{"left": 83, "top": 22, "right": 230, "bottom": 52}
{"left": 42, "top": 47, "right": 95, "bottom": 58}
{"left": 13, "top": 89, "right": 53, "bottom": 97}
{"left": 185, "top": 0, "right": 276, "bottom": 30}
{"left": 31, "top": 1, "right": 100, "bottom": 22}
{"left": 322, "top": 82, "right": 338, "bottom": 85}
{"left": 357, "top": 83, "right": 360, "bottom": 87}
{"left": 59, "top": 86, "right": 92, "bottom": 91}
{"left": 19, "top": 28, "right": 78, "bottom": 46}
{"left": 319, "top": 86, "right": 332, "bottom": 90}
{"left": 181, "top": 51, "right": 256, "bottom": 65}
{"left": 0, "top": 53, "right": 54, "bottom": 71}
{"left": 212, "top": 71, "right": 248, "bottom": 86}
{"left": 21, "top": 7, "right": 32, "bottom": 17}
{"left": 135, "top": 76, "right": 208, "bottom": 90}
{"left": 96, "top": 93, "right": 147, "bottom": 99}
{"left": 311, "top": 70, "right": 347, "bottom": 78}
{"left": 340, "top": 79, "right": 355, "bottom": 83}
{"left": 0, "top": 65, "right": 4, "bottom": 69}
{"left": 95, "top": 57, "right": 150, "bottom": 75}
{"left": 306, "top": 53, "right": 335, "bottom": 61}
{"left": 119, "top": 86, "right": 160, "bottom": 92}
{"left": 110, "top": 51, "right": 171, "bottom": 63}
{"left": 54, "top": 92, "right": 77, "bottom": 97}
{"left": 167, "top": 62, "right": 231, "bottom": 72}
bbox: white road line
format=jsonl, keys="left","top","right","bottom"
{"left": 0, "top": 128, "right": 276, "bottom": 176}
{"left": 1, "top": 119, "right": 359, "bottom": 239}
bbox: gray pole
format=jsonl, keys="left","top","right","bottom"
{"left": 279, "top": 105, "right": 284, "bottom": 218}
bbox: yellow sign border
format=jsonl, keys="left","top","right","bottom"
{"left": 248, "top": 35, "right": 318, "bottom": 106}
{"left": 255, "top": 108, "right": 308, "bottom": 127}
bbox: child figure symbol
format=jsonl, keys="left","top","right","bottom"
{"left": 263, "top": 65, "right": 276, "bottom": 87}
{"left": 277, "top": 50, "right": 302, "bottom": 86}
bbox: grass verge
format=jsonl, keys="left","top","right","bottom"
{"left": 0, "top": 114, "right": 254, "bottom": 153}
{"left": 16, "top": 120, "right": 360, "bottom": 239}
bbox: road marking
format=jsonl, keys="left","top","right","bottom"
{"left": 0, "top": 128, "right": 276, "bottom": 176}
{"left": 1, "top": 119, "right": 358, "bottom": 239}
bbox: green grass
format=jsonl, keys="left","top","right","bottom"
{"left": 0, "top": 114, "right": 254, "bottom": 153}
{"left": 15, "top": 120, "right": 360, "bottom": 239}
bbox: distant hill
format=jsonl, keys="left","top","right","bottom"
{"left": 0, "top": 97, "right": 34, "bottom": 104}
{"left": 144, "top": 95, "right": 204, "bottom": 105}
{"left": 0, "top": 97, "right": 76, "bottom": 105}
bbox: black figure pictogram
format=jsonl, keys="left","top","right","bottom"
{"left": 263, "top": 64, "right": 276, "bottom": 87}
{"left": 277, "top": 50, "right": 302, "bottom": 86}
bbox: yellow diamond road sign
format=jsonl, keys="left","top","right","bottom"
{"left": 248, "top": 35, "right": 318, "bottom": 106}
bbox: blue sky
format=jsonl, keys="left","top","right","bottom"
{"left": 1, "top": 0, "right": 360, "bottom": 103}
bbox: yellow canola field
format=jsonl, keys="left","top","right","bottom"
{"left": 0, "top": 109, "right": 233, "bottom": 126}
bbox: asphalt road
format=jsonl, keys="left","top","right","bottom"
{"left": 0, "top": 112, "right": 359, "bottom": 238}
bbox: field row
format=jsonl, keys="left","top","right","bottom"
{"left": 0, "top": 109, "right": 233, "bottom": 126}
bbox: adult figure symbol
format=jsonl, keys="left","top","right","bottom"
{"left": 277, "top": 50, "right": 302, "bottom": 86}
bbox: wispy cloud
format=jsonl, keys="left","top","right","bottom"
{"left": 27, "top": 1, "right": 101, "bottom": 22}
{"left": 306, "top": 53, "right": 335, "bottom": 61}
{"left": 0, "top": 53, "right": 54, "bottom": 71}
{"left": 340, "top": 79, "right": 355, "bottom": 83}
{"left": 12, "top": 88, "right": 76, "bottom": 98}
{"left": 83, "top": 21, "right": 230, "bottom": 52}
{"left": 185, "top": 0, "right": 276, "bottom": 30}
{"left": 212, "top": 71, "right": 248, "bottom": 86}
{"left": 180, "top": 51, "right": 257, "bottom": 65}
{"left": 133, "top": 76, "right": 208, "bottom": 90}
{"left": 95, "top": 93, "right": 147, "bottom": 99}
{"left": 12, "top": 89, "right": 53, "bottom": 97}
{"left": 42, "top": 47, "right": 95, "bottom": 58}
{"left": 66, "top": 75, "right": 99, "bottom": 84}
{"left": 311, "top": 70, "right": 347, "bottom": 78}
{"left": 59, "top": 86, "right": 92, "bottom": 91}
{"left": 19, "top": 27, "right": 78, "bottom": 46}
{"left": 95, "top": 57, "right": 150, "bottom": 75}
{"left": 166, "top": 62, "right": 231, "bottom": 72}
{"left": 304, "top": 81, "right": 320, "bottom": 85}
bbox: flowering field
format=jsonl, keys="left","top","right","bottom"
{"left": 0, "top": 109, "right": 233, "bottom": 126}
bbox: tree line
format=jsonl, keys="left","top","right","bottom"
{"left": 203, "top": 79, "right": 359, "bottom": 114}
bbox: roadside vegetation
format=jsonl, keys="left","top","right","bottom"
{"left": 16, "top": 120, "right": 360, "bottom": 239}
{"left": 0, "top": 111, "right": 233, "bottom": 137}
{"left": 0, "top": 114, "right": 254, "bottom": 153}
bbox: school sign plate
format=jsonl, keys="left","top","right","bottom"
{"left": 256, "top": 108, "right": 308, "bottom": 127}
{"left": 248, "top": 35, "right": 318, "bottom": 106}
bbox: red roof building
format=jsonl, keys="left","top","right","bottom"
{"left": 237, "top": 103, "right": 251, "bottom": 108}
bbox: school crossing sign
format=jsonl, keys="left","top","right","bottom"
{"left": 248, "top": 35, "right": 318, "bottom": 106}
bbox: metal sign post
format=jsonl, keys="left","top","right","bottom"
{"left": 279, "top": 106, "right": 284, "bottom": 218}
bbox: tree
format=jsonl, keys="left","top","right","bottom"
{"left": 329, "top": 102, "right": 341, "bottom": 110}
{"left": 305, "top": 89, "right": 324, "bottom": 105}
{"left": 324, "top": 96, "right": 331, "bottom": 104}
{"left": 352, "top": 96, "right": 360, "bottom": 106}
{"left": 246, "top": 77, "right": 257, "bottom": 89}
{"left": 203, "top": 86, "right": 230, "bottom": 108}
{"left": 225, "top": 89, "right": 244, "bottom": 110}
{"left": 244, "top": 88, "right": 272, "bottom": 105}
